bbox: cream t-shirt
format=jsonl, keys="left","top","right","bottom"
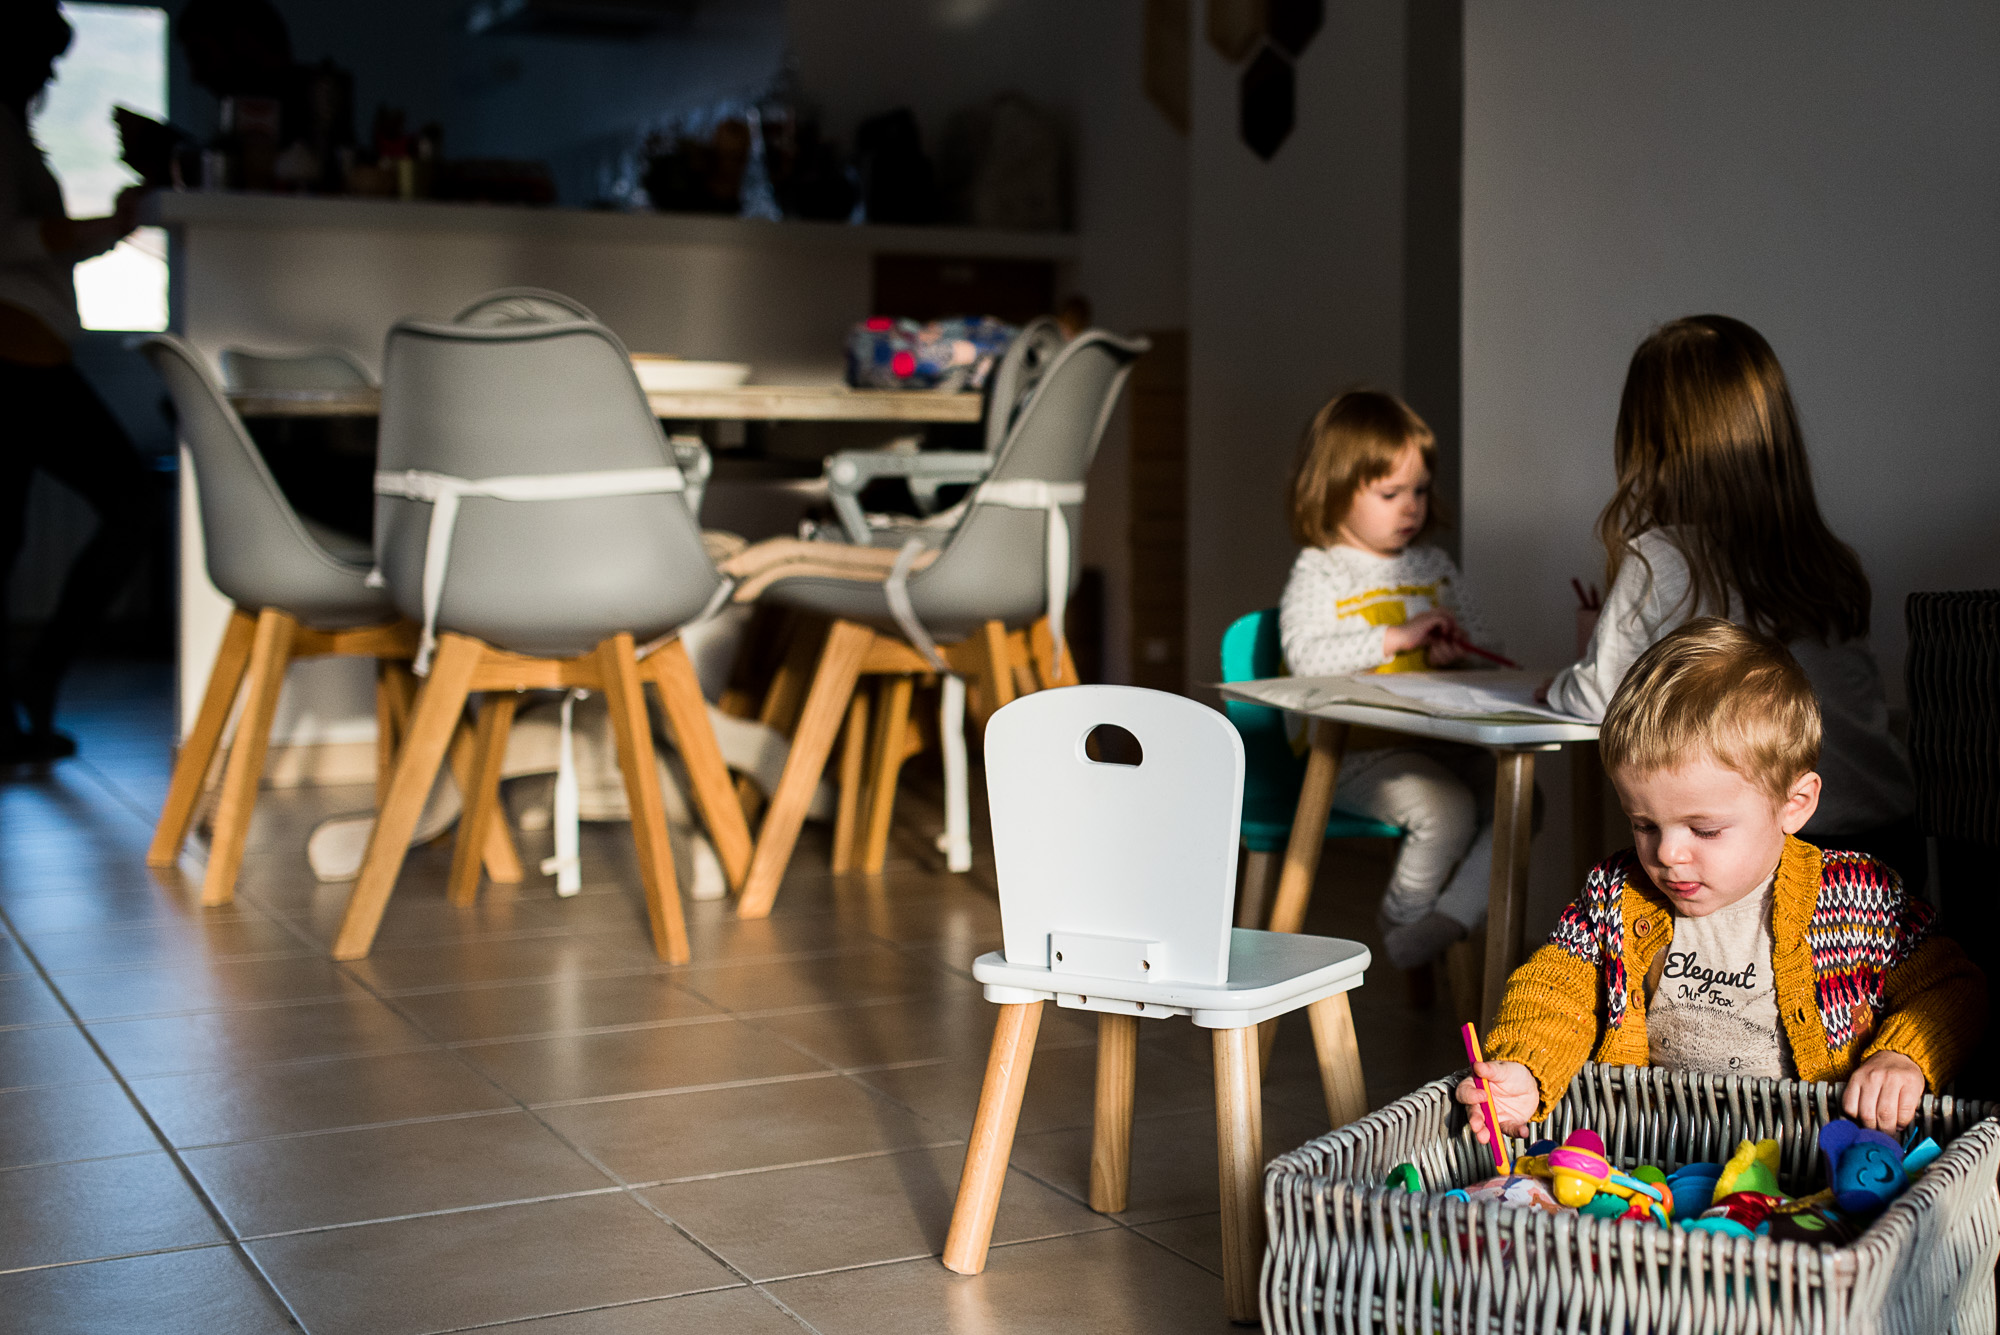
{"left": 1645, "top": 871, "right": 1794, "bottom": 1079}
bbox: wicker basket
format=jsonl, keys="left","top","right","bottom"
{"left": 1263, "top": 1063, "right": 2000, "bottom": 1334}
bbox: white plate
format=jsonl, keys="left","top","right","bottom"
{"left": 629, "top": 357, "right": 753, "bottom": 391}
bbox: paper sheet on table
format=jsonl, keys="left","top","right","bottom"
{"left": 1221, "top": 670, "right": 1592, "bottom": 724}
{"left": 1369, "top": 675, "right": 1584, "bottom": 722}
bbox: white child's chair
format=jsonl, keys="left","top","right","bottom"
{"left": 942, "top": 685, "right": 1371, "bottom": 1323}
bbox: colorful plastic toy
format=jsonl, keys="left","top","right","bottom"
{"left": 1715, "top": 1138, "right": 1782, "bottom": 1198}
{"left": 1818, "top": 1119, "right": 1908, "bottom": 1213}
{"left": 1547, "top": 1129, "right": 1613, "bottom": 1207}
{"left": 1666, "top": 1163, "right": 1723, "bottom": 1219}
{"left": 1386, "top": 1163, "right": 1423, "bottom": 1193}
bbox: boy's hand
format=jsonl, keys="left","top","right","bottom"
{"left": 1454, "top": 1060, "right": 1541, "bottom": 1141}
{"left": 1844, "top": 1050, "right": 1924, "bottom": 1133}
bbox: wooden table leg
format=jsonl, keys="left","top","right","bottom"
{"left": 1265, "top": 721, "right": 1348, "bottom": 935}
{"left": 943, "top": 1001, "right": 1044, "bottom": 1275}
{"left": 1090, "top": 1013, "right": 1139, "bottom": 1213}
{"left": 1571, "top": 740, "right": 1604, "bottom": 889}
{"left": 1480, "top": 749, "right": 1538, "bottom": 1030}
{"left": 1213, "top": 1024, "right": 1266, "bottom": 1324}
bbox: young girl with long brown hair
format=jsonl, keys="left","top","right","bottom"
{"left": 1279, "top": 391, "right": 1502, "bottom": 970}
{"left": 1547, "top": 315, "right": 1918, "bottom": 878}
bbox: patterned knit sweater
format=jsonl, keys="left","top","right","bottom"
{"left": 1487, "top": 836, "right": 1985, "bottom": 1118}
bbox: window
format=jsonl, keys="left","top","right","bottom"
{"left": 32, "top": 3, "right": 169, "bottom": 332}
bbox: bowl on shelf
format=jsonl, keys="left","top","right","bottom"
{"left": 629, "top": 356, "right": 754, "bottom": 391}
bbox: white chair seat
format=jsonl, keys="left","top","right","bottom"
{"left": 973, "top": 929, "right": 1369, "bottom": 1027}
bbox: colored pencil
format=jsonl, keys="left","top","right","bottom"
{"left": 1461, "top": 1022, "right": 1511, "bottom": 1173}
{"left": 1451, "top": 637, "right": 1521, "bottom": 670}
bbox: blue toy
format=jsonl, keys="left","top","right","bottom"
{"left": 1818, "top": 1119, "right": 1908, "bottom": 1213}
{"left": 1666, "top": 1163, "right": 1723, "bottom": 1220}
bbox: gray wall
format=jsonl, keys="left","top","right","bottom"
{"left": 1462, "top": 1, "right": 2000, "bottom": 700}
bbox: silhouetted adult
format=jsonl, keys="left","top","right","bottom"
{"left": 0, "top": 2, "right": 155, "bottom": 762}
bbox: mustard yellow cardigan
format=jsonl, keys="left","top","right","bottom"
{"left": 1487, "top": 837, "right": 1985, "bottom": 1118}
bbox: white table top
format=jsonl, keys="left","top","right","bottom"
{"left": 1217, "top": 670, "right": 1601, "bottom": 749}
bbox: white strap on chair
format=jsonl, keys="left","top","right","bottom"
{"left": 539, "top": 688, "right": 587, "bottom": 895}
{"left": 372, "top": 466, "right": 687, "bottom": 674}
{"left": 971, "top": 479, "right": 1084, "bottom": 666}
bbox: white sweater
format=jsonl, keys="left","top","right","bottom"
{"left": 1548, "top": 528, "right": 1914, "bottom": 836}
{"left": 1279, "top": 543, "right": 1497, "bottom": 677}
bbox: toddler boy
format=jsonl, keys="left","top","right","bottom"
{"left": 1459, "top": 618, "right": 1983, "bottom": 1135}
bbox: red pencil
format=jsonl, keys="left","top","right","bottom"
{"left": 1449, "top": 635, "right": 1521, "bottom": 669}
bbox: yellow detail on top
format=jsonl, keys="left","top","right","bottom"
{"left": 1337, "top": 581, "right": 1442, "bottom": 673}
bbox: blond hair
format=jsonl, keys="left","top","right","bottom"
{"left": 1600, "top": 315, "right": 1870, "bottom": 644}
{"left": 1599, "top": 618, "right": 1821, "bottom": 802}
{"left": 1288, "top": 390, "right": 1441, "bottom": 548}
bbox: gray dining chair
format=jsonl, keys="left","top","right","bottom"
{"left": 219, "top": 345, "right": 374, "bottom": 391}
{"left": 332, "top": 310, "right": 753, "bottom": 964}
{"left": 452, "top": 286, "right": 600, "bottom": 328}
{"left": 141, "top": 335, "right": 457, "bottom": 906}
{"left": 734, "top": 328, "right": 1149, "bottom": 917}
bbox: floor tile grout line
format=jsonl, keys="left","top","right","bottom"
{"left": 0, "top": 899, "right": 311, "bottom": 1332}
{"left": 0, "top": 1238, "right": 238, "bottom": 1279}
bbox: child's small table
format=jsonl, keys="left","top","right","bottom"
{"left": 1217, "top": 671, "right": 1599, "bottom": 1028}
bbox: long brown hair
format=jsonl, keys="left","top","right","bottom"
{"left": 1289, "top": 390, "right": 1442, "bottom": 548}
{"left": 1599, "top": 315, "right": 1869, "bottom": 643}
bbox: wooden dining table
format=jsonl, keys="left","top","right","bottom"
{"left": 226, "top": 383, "right": 985, "bottom": 423}
{"left": 1217, "top": 671, "right": 1603, "bottom": 1030}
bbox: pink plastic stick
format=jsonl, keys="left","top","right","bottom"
{"left": 1462, "top": 1022, "right": 1510, "bottom": 1174}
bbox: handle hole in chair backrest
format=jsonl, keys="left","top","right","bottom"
{"left": 1082, "top": 724, "right": 1144, "bottom": 767}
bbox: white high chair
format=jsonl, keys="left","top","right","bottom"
{"left": 941, "top": 686, "right": 1371, "bottom": 1324}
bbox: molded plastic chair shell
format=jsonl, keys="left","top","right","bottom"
{"left": 974, "top": 685, "right": 1369, "bottom": 1022}
{"left": 766, "top": 328, "right": 1148, "bottom": 643}
{"left": 141, "top": 335, "right": 393, "bottom": 629}
{"left": 373, "top": 317, "right": 721, "bottom": 660}
{"left": 219, "top": 346, "right": 374, "bottom": 391}
{"left": 451, "top": 287, "right": 601, "bottom": 328}
{"left": 1221, "top": 609, "right": 1401, "bottom": 852}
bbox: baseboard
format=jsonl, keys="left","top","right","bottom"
{"left": 262, "top": 739, "right": 377, "bottom": 789}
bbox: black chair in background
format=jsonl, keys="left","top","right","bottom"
{"left": 1905, "top": 589, "right": 2000, "bottom": 1097}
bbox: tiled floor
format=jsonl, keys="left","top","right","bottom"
{"left": 0, "top": 660, "right": 1464, "bottom": 1334}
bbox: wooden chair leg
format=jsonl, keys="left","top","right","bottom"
{"left": 1090, "top": 1013, "right": 1140, "bottom": 1213}
{"left": 199, "top": 608, "right": 298, "bottom": 907}
{"left": 332, "top": 635, "right": 482, "bottom": 961}
{"left": 943, "top": 1001, "right": 1045, "bottom": 1275}
{"left": 859, "top": 674, "right": 915, "bottom": 874}
{"left": 647, "top": 639, "right": 753, "bottom": 891}
{"left": 1235, "top": 847, "right": 1279, "bottom": 929}
{"left": 1031, "top": 615, "right": 1080, "bottom": 688}
{"left": 1213, "top": 1024, "right": 1266, "bottom": 1324}
{"left": 374, "top": 662, "right": 399, "bottom": 809}
{"left": 1306, "top": 993, "right": 1368, "bottom": 1129}
{"left": 443, "top": 709, "right": 523, "bottom": 884}
{"left": 830, "top": 690, "right": 870, "bottom": 874}
{"left": 148, "top": 607, "right": 257, "bottom": 868}
{"left": 446, "top": 692, "right": 516, "bottom": 908}
{"left": 600, "top": 633, "right": 689, "bottom": 965}
{"left": 737, "top": 616, "right": 825, "bottom": 821}
{"left": 969, "top": 619, "right": 1016, "bottom": 733}
{"left": 1257, "top": 1017, "right": 1280, "bottom": 1073}
{"left": 737, "top": 620, "right": 874, "bottom": 919}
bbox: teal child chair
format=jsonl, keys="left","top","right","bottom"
{"left": 1221, "top": 609, "right": 1400, "bottom": 929}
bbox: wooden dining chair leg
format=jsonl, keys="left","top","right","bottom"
{"left": 737, "top": 617, "right": 825, "bottom": 820}
{"left": 1030, "top": 616, "right": 1080, "bottom": 688}
{"left": 446, "top": 692, "right": 517, "bottom": 908}
{"left": 148, "top": 607, "right": 257, "bottom": 868}
{"left": 1213, "top": 1024, "right": 1267, "bottom": 1325}
{"left": 1305, "top": 993, "right": 1369, "bottom": 1129}
{"left": 200, "top": 608, "right": 299, "bottom": 907}
{"left": 943, "top": 1001, "right": 1045, "bottom": 1275}
{"left": 599, "top": 634, "right": 690, "bottom": 964}
{"left": 374, "top": 663, "right": 399, "bottom": 809}
{"left": 830, "top": 691, "right": 871, "bottom": 874}
{"left": 1235, "top": 848, "right": 1280, "bottom": 929}
{"left": 859, "top": 674, "right": 915, "bottom": 874}
{"left": 333, "top": 635, "right": 483, "bottom": 961}
{"left": 1090, "top": 1013, "right": 1140, "bottom": 1213}
{"left": 647, "top": 639, "right": 753, "bottom": 890}
{"left": 737, "top": 620, "right": 874, "bottom": 919}
{"left": 1257, "top": 1017, "right": 1280, "bottom": 1074}
{"left": 443, "top": 709, "right": 524, "bottom": 884}
{"left": 969, "top": 619, "right": 1016, "bottom": 733}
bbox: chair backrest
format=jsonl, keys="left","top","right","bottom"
{"left": 985, "top": 685, "right": 1243, "bottom": 987}
{"left": 374, "top": 315, "right": 722, "bottom": 658}
{"left": 1219, "top": 608, "right": 1309, "bottom": 810}
{"left": 141, "top": 335, "right": 369, "bottom": 608}
{"left": 452, "top": 287, "right": 601, "bottom": 328}
{"left": 982, "top": 316, "right": 1067, "bottom": 454}
{"left": 906, "top": 328, "right": 1148, "bottom": 629}
{"left": 218, "top": 346, "right": 374, "bottom": 391}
